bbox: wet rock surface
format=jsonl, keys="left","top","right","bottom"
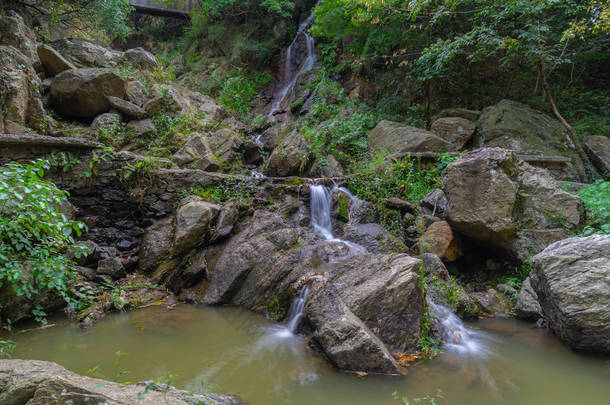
{"left": 0, "top": 359, "right": 245, "bottom": 405}
{"left": 530, "top": 235, "right": 610, "bottom": 353}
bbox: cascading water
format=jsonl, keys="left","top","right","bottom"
{"left": 286, "top": 285, "right": 309, "bottom": 333}
{"left": 309, "top": 184, "right": 366, "bottom": 254}
{"left": 310, "top": 184, "right": 334, "bottom": 240}
{"left": 427, "top": 299, "right": 489, "bottom": 357}
{"left": 269, "top": 8, "right": 317, "bottom": 115}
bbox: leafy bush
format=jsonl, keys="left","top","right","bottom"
{"left": 577, "top": 180, "right": 610, "bottom": 235}
{"left": 0, "top": 160, "right": 87, "bottom": 323}
{"left": 217, "top": 70, "right": 271, "bottom": 119}
{"left": 347, "top": 154, "right": 444, "bottom": 236}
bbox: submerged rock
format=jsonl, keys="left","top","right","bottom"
{"left": 530, "top": 235, "right": 610, "bottom": 354}
{"left": 0, "top": 359, "right": 244, "bottom": 405}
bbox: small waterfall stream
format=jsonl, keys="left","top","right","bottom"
{"left": 427, "top": 299, "right": 489, "bottom": 357}
{"left": 286, "top": 285, "right": 309, "bottom": 333}
{"left": 269, "top": 8, "right": 317, "bottom": 115}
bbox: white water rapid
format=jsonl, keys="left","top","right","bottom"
{"left": 427, "top": 299, "right": 490, "bottom": 357}
{"left": 269, "top": 9, "right": 317, "bottom": 115}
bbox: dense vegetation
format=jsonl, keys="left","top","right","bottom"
{"left": 0, "top": 160, "right": 87, "bottom": 324}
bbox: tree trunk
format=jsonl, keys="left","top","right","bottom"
{"left": 423, "top": 80, "right": 431, "bottom": 129}
{"left": 537, "top": 62, "right": 593, "bottom": 182}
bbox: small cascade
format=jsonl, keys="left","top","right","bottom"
{"left": 309, "top": 183, "right": 366, "bottom": 254}
{"left": 286, "top": 285, "right": 309, "bottom": 333}
{"left": 310, "top": 184, "right": 334, "bottom": 240}
{"left": 427, "top": 299, "right": 489, "bottom": 357}
{"left": 269, "top": 8, "right": 317, "bottom": 115}
{"left": 254, "top": 134, "right": 264, "bottom": 148}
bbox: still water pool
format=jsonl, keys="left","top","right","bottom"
{"left": 8, "top": 305, "right": 610, "bottom": 405}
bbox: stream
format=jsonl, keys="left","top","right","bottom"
{"left": 8, "top": 305, "right": 610, "bottom": 405}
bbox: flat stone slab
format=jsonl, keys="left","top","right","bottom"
{"left": 0, "top": 134, "right": 102, "bottom": 149}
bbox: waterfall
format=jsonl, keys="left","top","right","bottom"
{"left": 309, "top": 184, "right": 366, "bottom": 254}
{"left": 310, "top": 184, "right": 334, "bottom": 240}
{"left": 269, "top": 8, "right": 317, "bottom": 115}
{"left": 286, "top": 286, "right": 309, "bottom": 333}
{"left": 427, "top": 299, "right": 489, "bottom": 357}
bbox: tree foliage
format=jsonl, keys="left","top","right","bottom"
{"left": 0, "top": 160, "right": 87, "bottom": 323}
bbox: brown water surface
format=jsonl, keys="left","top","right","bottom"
{"left": 8, "top": 305, "right": 610, "bottom": 405}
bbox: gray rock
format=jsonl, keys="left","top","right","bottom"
{"left": 0, "top": 11, "right": 40, "bottom": 69}
{"left": 50, "top": 68, "right": 126, "bottom": 118}
{"left": 342, "top": 223, "right": 408, "bottom": 254}
{"left": 172, "top": 134, "right": 220, "bottom": 171}
{"left": 433, "top": 107, "right": 480, "bottom": 122}
{"left": 97, "top": 257, "right": 126, "bottom": 279}
{"left": 0, "top": 359, "right": 243, "bottom": 405}
{"left": 0, "top": 46, "right": 46, "bottom": 134}
{"left": 37, "top": 44, "right": 76, "bottom": 77}
{"left": 442, "top": 148, "right": 584, "bottom": 260}
{"left": 125, "top": 118, "right": 156, "bottom": 137}
{"left": 584, "top": 135, "right": 610, "bottom": 179}
{"left": 421, "top": 188, "right": 447, "bottom": 217}
{"left": 125, "top": 80, "right": 149, "bottom": 106}
{"left": 368, "top": 120, "right": 455, "bottom": 156}
{"left": 265, "top": 130, "right": 313, "bottom": 176}
{"left": 51, "top": 38, "right": 123, "bottom": 67}
{"left": 530, "top": 235, "right": 610, "bottom": 353}
{"left": 330, "top": 253, "right": 423, "bottom": 352}
{"left": 90, "top": 112, "right": 122, "bottom": 134}
{"left": 174, "top": 197, "right": 220, "bottom": 252}
{"left": 123, "top": 47, "right": 158, "bottom": 70}
{"left": 430, "top": 117, "right": 476, "bottom": 150}
{"left": 478, "top": 99, "right": 585, "bottom": 180}
{"left": 107, "top": 95, "right": 147, "bottom": 119}
{"left": 471, "top": 288, "right": 512, "bottom": 315}
{"left": 208, "top": 128, "right": 244, "bottom": 164}
{"left": 514, "top": 277, "right": 542, "bottom": 320}
{"left": 305, "top": 280, "right": 405, "bottom": 375}
{"left": 139, "top": 217, "right": 175, "bottom": 272}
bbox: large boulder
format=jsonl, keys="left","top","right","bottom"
{"left": 342, "top": 223, "right": 408, "bottom": 254}
{"left": 0, "top": 359, "right": 242, "bottom": 405}
{"left": 305, "top": 280, "right": 405, "bottom": 375}
{"left": 584, "top": 135, "right": 610, "bottom": 179}
{"left": 368, "top": 120, "right": 454, "bottom": 156}
{"left": 478, "top": 99, "right": 585, "bottom": 180}
{"left": 329, "top": 253, "right": 423, "bottom": 352}
{"left": 50, "top": 68, "right": 126, "bottom": 118}
{"left": 0, "top": 46, "right": 46, "bottom": 133}
{"left": 0, "top": 11, "right": 40, "bottom": 69}
{"left": 530, "top": 235, "right": 610, "bottom": 353}
{"left": 442, "top": 148, "right": 584, "bottom": 260}
{"left": 37, "top": 44, "right": 76, "bottom": 77}
{"left": 265, "top": 130, "right": 313, "bottom": 176}
{"left": 50, "top": 38, "right": 123, "bottom": 68}
{"left": 430, "top": 117, "right": 476, "bottom": 150}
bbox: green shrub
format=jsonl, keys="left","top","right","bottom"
{"left": 0, "top": 160, "right": 88, "bottom": 323}
{"left": 577, "top": 180, "right": 610, "bottom": 235}
{"left": 217, "top": 70, "right": 271, "bottom": 119}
